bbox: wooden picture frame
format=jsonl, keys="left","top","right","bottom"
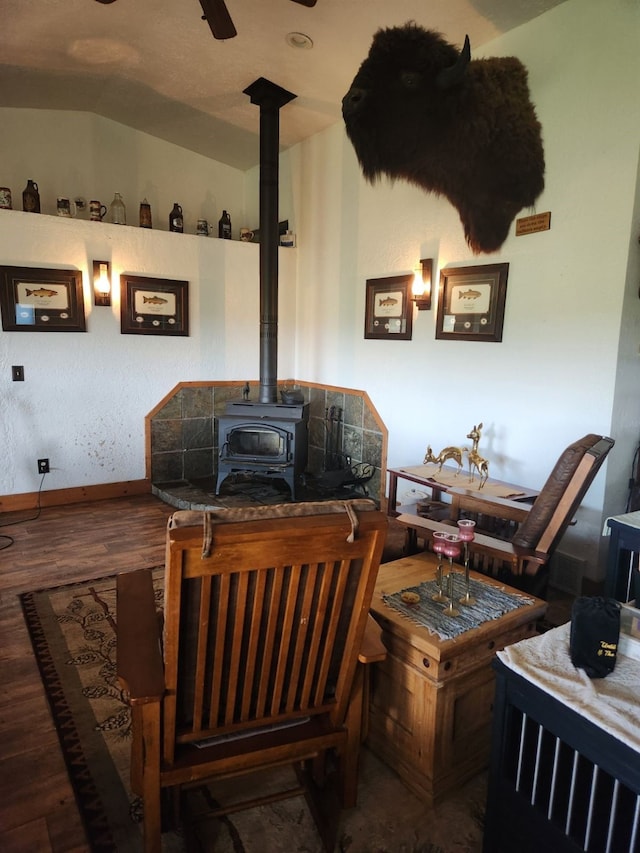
{"left": 364, "top": 274, "right": 413, "bottom": 340}
{"left": 120, "top": 274, "right": 189, "bottom": 336}
{"left": 0, "top": 266, "right": 86, "bottom": 332}
{"left": 436, "top": 263, "right": 509, "bottom": 342}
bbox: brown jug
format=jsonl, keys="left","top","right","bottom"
{"left": 169, "top": 203, "right": 183, "bottom": 233}
{"left": 22, "top": 179, "right": 40, "bottom": 213}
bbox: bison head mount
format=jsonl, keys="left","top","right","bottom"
{"left": 342, "top": 23, "right": 545, "bottom": 254}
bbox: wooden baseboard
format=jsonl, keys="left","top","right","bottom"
{"left": 0, "top": 480, "right": 151, "bottom": 514}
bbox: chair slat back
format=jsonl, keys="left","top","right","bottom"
{"left": 161, "top": 501, "right": 387, "bottom": 765}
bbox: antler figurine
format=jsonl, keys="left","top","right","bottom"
{"left": 423, "top": 444, "right": 465, "bottom": 474}
{"left": 466, "top": 422, "right": 489, "bottom": 487}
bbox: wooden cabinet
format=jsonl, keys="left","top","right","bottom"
{"left": 367, "top": 554, "right": 546, "bottom": 806}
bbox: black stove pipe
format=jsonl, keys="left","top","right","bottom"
{"left": 243, "top": 78, "right": 296, "bottom": 404}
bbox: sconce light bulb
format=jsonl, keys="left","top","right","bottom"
{"left": 412, "top": 269, "right": 426, "bottom": 297}
{"left": 97, "top": 263, "right": 110, "bottom": 294}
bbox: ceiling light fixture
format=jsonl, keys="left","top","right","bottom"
{"left": 285, "top": 32, "right": 313, "bottom": 50}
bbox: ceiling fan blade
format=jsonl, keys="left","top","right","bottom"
{"left": 198, "top": 0, "right": 237, "bottom": 40}
{"left": 291, "top": 0, "right": 318, "bottom": 7}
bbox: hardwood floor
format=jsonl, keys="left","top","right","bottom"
{"left": 0, "top": 492, "right": 568, "bottom": 852}
{"left": 0, "top": 494, "right": 174, "bottom": 853}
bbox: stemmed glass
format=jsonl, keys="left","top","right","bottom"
{"left": 431, "top": 531, "right": 450, "bottom": 602}
{"left": 457, "top": 518, "right": 477, "bottom": 605}
{"left": 442, "top": 534, "right": 461, "bottom": 616}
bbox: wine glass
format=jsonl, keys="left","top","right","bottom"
{"left": 431, "top": 531, "right": 449, "bottom": 602}
{"left": 457, "top": 518, "right": 477, "bottom": 605}
{"left": 442, "top": 534, "right": 461, "bottom": 616}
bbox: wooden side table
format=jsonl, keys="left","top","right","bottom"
{"left": 386, "top": 464, "right": 538, "bottom": 517}
{"left": 367, "top": 553, "right": 546, "bottom": 806}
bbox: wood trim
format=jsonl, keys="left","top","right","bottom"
{"left": 0, "top": 479, "right": 150, "bottom": 513}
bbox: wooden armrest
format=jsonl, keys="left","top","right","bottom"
{"left": 447, "top": 487, "right": 533, "bottom": 523}
{"left": 396, "top": 513, "right": 548, "bottom": 574}
{"left": 398, "top": 513, "right": 515, "bottom": 555}
{"left": 396, "top": 513, "right": 454, "bottom": 535}
{"left": 116, "top": 569, "right": 165, "bottom": 704}
{"left": 358, "top": 614, "right": 387, "bottom": 664}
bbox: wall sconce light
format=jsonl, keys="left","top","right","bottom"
{"left": 92, "top": 260, "right": 111, "bottom": 307}
{"left": 412, "top": 258, "right": 433, "bottom": 310}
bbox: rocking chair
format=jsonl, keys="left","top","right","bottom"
{"left": 117, "top": 499, "right": 387, "bottom": 852}
{"left": 397, "top": 434, "right": 614, "bottom": 596}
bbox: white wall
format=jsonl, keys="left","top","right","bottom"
{"left": 0, "top": 109, "right": 296, "bottom": 497}
{"left": 287, "top": 0, "right": 640, "bottom": 578}
{"left": 1, "top": 109, "right": 253, "bottom": 236}
{"left": 0, "top": 212, "right": 297, "bottom": 494}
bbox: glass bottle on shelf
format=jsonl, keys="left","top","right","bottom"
{"left": 108, "top": 192, "right": 126, "bottom": 225}
{"left": 22, "top": 179, "right": 40, "bottom": 213}
{"left": 218, "top": 209, "right": 232, "bottom": 239}
{"left": 139, "top": 198, "right": 152, "bottom": 229}
{"left": 169, "top": 203, "right": 183, "bottom": 233}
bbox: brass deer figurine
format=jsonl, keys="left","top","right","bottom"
{"left": 423, "top": 444, "right": 465, "bottom": 474}
{"left": 466, "top": 422, "right": 489, "bottom": 487}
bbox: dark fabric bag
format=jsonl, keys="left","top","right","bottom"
{"left": 570, "top": 596, "right": 621, "bottom": 678}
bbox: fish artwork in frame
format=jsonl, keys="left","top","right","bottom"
{"left": 364, "top": 273, "right": 413, "bottom": 341}
{"left": 120, "top": 274, "right": 189, "bottom": 336}
{"left": 0, "top": 265, "right": 86, "bottom": 332}
{"left": 436, "top": 262, "right": 509, "bottom": 342}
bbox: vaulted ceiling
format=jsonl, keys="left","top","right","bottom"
{"left": 1, "top": 0, "right": 568, "bottom": 170}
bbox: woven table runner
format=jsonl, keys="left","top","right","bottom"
{"left": 383, "top": 577, "right": 533, "bottom": 641}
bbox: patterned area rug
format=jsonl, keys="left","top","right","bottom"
{"left": 21, "top": 570, "right": 486, "bottom": 852}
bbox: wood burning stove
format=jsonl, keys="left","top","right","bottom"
{"left": 215, "top": 80, "right": 309, "bottom": 500}
{"left": 216, "top": 400, "right": 309, "bottom": 499}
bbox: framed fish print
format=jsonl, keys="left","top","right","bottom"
{"left": 0, "top": 266, "right": 86, "bottom": 332}
{"left": 364, "top": 273, "right": 413, "bottom": 340}
{"left": 120, "top": 274, "right": 189, "bottom": 336}
{"left": 436, "top": 263, "right": 509, "bottom": 342}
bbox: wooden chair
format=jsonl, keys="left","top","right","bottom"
{"left": 117, "top": 499, "right": 387, "bottom": 853}
{"left": 397, "top": 434, "right": 614, "bottom": 596}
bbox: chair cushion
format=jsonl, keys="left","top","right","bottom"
{"left": 511, "top": 434, "right": 602, "bottom": 551}
{"left": 168, "top": 498, "right": 377, "bottom": 529}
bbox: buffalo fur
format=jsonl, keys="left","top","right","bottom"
{"left": 342, "top": 23, "right": 545, "bottom": 254}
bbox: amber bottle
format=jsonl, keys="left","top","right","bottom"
{"left": 22, "top": 179, "right": 40, "bottom": 213}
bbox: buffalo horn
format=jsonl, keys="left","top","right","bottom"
{"left": 436, "top": 34, "right": 471, "bottom": 89}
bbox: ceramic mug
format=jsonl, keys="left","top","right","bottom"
{"left": 0, "top": 187, "right": 12, "bottom": 209}
{"left": 89, "top": 200, "right": 107, "bottom": 221}
{"left": 196, "top": 219, "right": 210, "bottom": 236}
{"left": 57, "top": 197, "right": 76, "bottom": 217}
{"left": 240, "top": 227, "right": 254, "bottom": 242}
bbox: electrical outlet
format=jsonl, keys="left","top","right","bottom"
{"left": 12, "top": 365, "right": 24, "bottom": 381}
{"left": 37, "top": 458, "right": 50, "bottom": 475}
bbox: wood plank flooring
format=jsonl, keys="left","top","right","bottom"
{"left": 0, "top": 494, "right": 174, "bottom": 853}
{"left": 0, "top": 492, "right": 569, "bottom": 852}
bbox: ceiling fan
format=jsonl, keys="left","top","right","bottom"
{"left": 198, "top": 0, "right": 317, "bottom": 40}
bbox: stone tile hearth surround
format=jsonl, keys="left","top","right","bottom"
{"left": 146, "top": 381, "right": 387, "bottom": 506}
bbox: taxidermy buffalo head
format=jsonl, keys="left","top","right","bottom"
{"left": 342, "top": 23, "right": 545, "bottom": 254}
